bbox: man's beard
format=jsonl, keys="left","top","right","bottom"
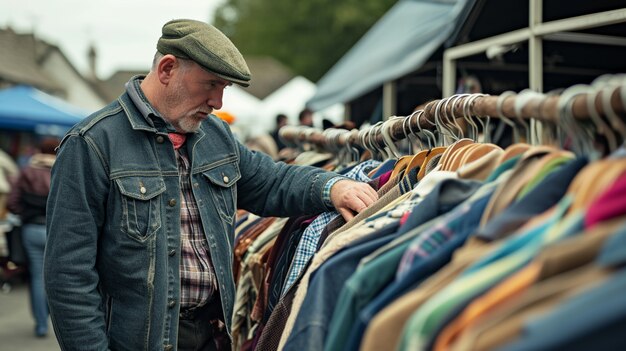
{"left": 177, "top": 111, "right": 206, "bottom": 133}
{"left": 165, "top": 81, "right": 210, "bottom": 133}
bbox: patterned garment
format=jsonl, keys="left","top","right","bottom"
{"left": 396, "top": 203, "right": 473, "bottom": 279}
{"left": 177, "top": 148, "right": 218, "bottom": 308}
{"left": 280, "top": 159, "right": 381, "bottom": 296}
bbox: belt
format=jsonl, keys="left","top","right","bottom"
{"left": 179, "top": 306, "right": 206, "bottom": 320}
{"left": 179, "top": 302, "right": 222, "bottom": 321}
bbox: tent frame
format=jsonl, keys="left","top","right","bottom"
{"left": 442, "top": 3, "right": 626, "bottom": 96}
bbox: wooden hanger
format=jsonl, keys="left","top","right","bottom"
{"left": 417, "top": 146, "right": 447, "bottom": 180}
{"left": 445, "top": 143, "right": 480, "bottom": 172}
{"left": 496, "top": 143, "right": 532, "bottom": 166}
{"left": 438, "top": 138, "right": 474, "bottom": 171}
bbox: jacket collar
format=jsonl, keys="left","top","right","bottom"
{"left": 122, "top": 75, "right": 177, "bottom": 134}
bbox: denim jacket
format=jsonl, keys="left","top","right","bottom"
{"left": 44, "top": 91, "right": 336, "bottom": 351}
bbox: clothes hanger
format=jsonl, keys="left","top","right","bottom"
{"left": 465, "top": 93, "right": 491, "bottom": 143}
{"left": 544, "top": 82, "right": 625, "bottom": 214}
{"left": 587, "top": 80, "right": 618, "bottom": 154}
{"left": 357, "top": 126, "right": 375, "bottom": 162}
{"left": 439, "top": 96, "right": 486, "bottom": 171}
{"left": 402, "top": 110, "right": 433, "bottom": 179}
{"left": 557, "top": 84, "right": 598, "bottom": 157}
{"left": 439, "top": 96, "right": 476, "bottom": 171}
{"left": 435, "top": 97, "right": 462, "bottom": 145}
{"left": 496, "top": 91, "right": 521, "bottom": 144}
{"left": 458, "top": 94, "right": 506, "bottom": 172}
{"left": 370, "top": 122, "right": 391, "bottom": 161}
{"left": 344, "top": 129, "right": 362, "bottom": 164}
{"left": 415, "top": 97, "right": 460, "bottom": 178}
{"left": 442, "top": 95, "right": 466, "bottom": 142}
{"left": 438, "top": 95, "right": 481, "bottom": 170}
{"left": 600, "top": 79, "right": 626, "bottom": 147}
{"left": 390, "top": 113, "right": 422, "bottom": 180}
{"left": 380, "top": 116, "right": 404, "bottom": 160}
{"left": 514, "top": 89, "right": 544, "bottom": 144}
{"left": 456, "top": 94, "right": 478, "bottom": 141}
{"left": 493, "top": 90, "right": 536, "bottom": 165}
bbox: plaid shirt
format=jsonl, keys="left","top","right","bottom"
{"left": 280, "top": 159, "right": 381, "bottom": 296}
{"left": 176, "top": 148, "right": 217, "bottom": 309}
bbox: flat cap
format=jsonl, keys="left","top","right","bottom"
{"left": 157, "top": 19, "right": 251, "bottom": 87}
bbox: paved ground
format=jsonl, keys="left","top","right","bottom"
{"left": 0, "top": 280, "right": 60, "bottom": 351}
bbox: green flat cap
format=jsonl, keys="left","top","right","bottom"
{"left": 157, "top": 19, "right": 251, "bottom": 87}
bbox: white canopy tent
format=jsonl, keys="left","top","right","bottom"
{"left": 254, "top": 76, "right": 345, "bottom": 137}
{"left": 219, "top": 85, "right": 262, "bottom": 139}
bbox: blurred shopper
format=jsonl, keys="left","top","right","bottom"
{"left": 0, "top": 147, "right": 18, "bottom": 220}
{"left": 270, "top": 113, "right": 288, "bottom": 151}
{"left": 246, "top": 133, "right": 279, "bottom": 160}
{"left": 298, "top": 108, "right": 314, "bottom": 127}
{"left": 44, "top": 19, "right": 377, "bottom": 351}
{"left": 7, "top": 137, "right": 59, "bottom": 337}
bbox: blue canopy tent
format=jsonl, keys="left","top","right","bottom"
{"left": 0, "top": 85, "right": 88, "bottom": 137}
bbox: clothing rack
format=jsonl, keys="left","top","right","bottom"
{"left": 280, "top": 76, "right": 626, "bottom": 151}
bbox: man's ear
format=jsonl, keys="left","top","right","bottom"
{"left": 157, "top": 54, "right": 178, "bottom": 84}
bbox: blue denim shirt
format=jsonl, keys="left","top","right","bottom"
{"left": 44, "top": 87, "right": 337, "bottom": 351}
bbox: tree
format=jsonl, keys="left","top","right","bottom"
{"left": 212, "top": 0, "right": 396, "bottom": 82}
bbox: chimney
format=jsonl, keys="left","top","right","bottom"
{"left": 88, "top": 43, "right": 98, "bottom": 81}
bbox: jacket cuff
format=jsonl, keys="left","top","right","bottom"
{"left": 322, "top": 176, "right": 347, "bottom": 208}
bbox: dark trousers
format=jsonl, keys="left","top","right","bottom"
{"left": 177, "top": 302, "right": 230, "bottom": 351}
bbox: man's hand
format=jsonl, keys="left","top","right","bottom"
{"left": 330, "top": 179, "right": 379, "bottom": 222}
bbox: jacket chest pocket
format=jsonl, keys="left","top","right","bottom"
{"left": 202, "top": 162, "right": 240, "bottom": 224}
{"left": 115, "top": 176, "right": 166, "bottom": 241}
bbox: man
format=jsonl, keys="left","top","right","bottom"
{"left": 270, "top": 113, "right": 288, "bottom": 151}
{"left": 298, "top": 108, "right": 314, "bottom": 127}
{"left": 0, "top": 147, "right": 18, "bottom": 220}
{"left": 7, "top": 138, "right": 59, "bottom": 338}
{"left": 44, "top": 19, "right": 377, "bottom": 351}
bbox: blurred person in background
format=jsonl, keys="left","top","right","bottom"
{"left": 0, "top": 147, "right": 19, "bottom": 220}
{"left": 298, "top": 107, "right": 314, "bottom": 127}
{"left": 44, "top": 19, "right": 377, "bottom": 351}
{"left": 270, "top": 113, "right": 288, "bottom": 151}
{"left": 245, "top": 133, "right": 279, "bottom": 160}
{"left": 7, "top": 137, "right": 59, "bottom": 337}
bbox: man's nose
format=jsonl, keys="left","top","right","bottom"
{"left": 208, "top": 89, "right": 224, "bottom": 110}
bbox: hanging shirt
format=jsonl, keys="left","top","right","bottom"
{"left": 280, "top": 159, "right": 381, "bottom": 296}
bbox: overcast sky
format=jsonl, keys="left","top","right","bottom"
{"left": 0, "top": 0, "right": 225, "bottom": 79}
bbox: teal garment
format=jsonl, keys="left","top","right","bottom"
{"left": 398, "top": 196, "right": 583, "bottom": 350}
{"left": 517, "top": 155, "right": 573, "bottom": 200}
{"left": 485, "top": 155, "right": 521, "bottom": 183}
{"left": 324, "top": 240, "right": 411, "bottom": 351}
{"left": 323, "top": 177, "right": 487, "bottom": 351}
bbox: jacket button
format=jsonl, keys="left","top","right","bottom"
{"left": 223, "top": 176, "right": 229, "bottom": 183}
{"left": 169, "top": 249, "right": 176, "bottom": 257}
{"left": 156, "top": 136, "right": 165, "bottom": 144}
{"left": 168, "top": 299, "right": 176, "bottom": 308}
{"left": 168, "top": 199, "right": 177, "bottom": 207}
{"left": 164, "top": 344, "right": 174, "bottom": 351}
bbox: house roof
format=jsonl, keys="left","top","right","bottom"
{"left": 95, "top": 69, "right": 148, "bottom": 102}
{"left": 0, "top": 26, "right": 114, "bottom": 104}
{"left": 244, "top": 56, "right": 294, "bottom": 99}
{"left": 0, "top": 27, "right": 63, "bottom": 93}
